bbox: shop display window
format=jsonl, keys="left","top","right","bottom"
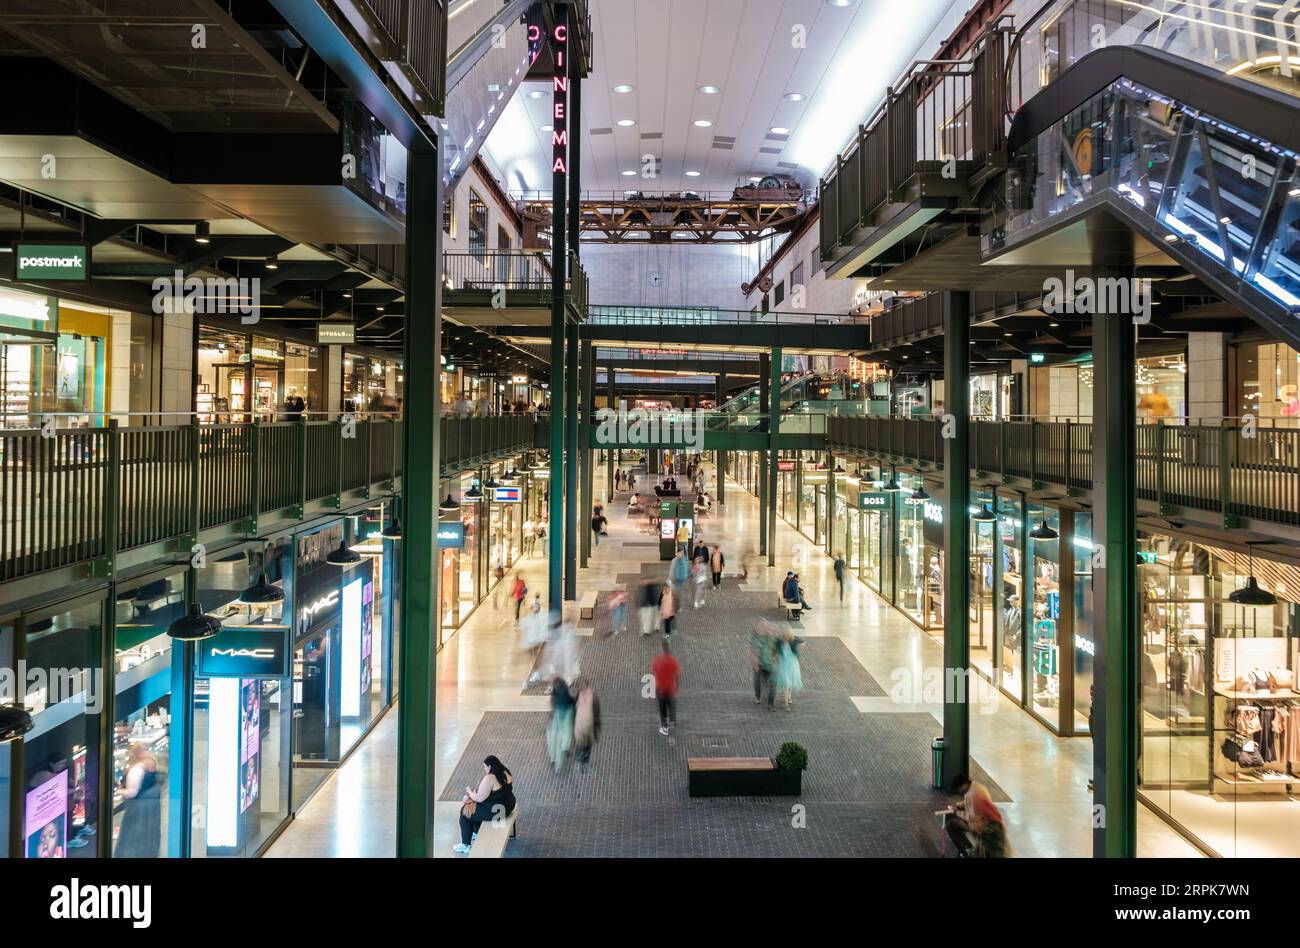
{"left": 22, "top": 597, "right": 105, "bottom": 858}
{"left": 0, "top": 622, "right": 12, "bottom": 856}
{"left": 997, "top": 496, "right": 1025, "bottom": 701}
{"left": 1027, "top": 503, "right": 1061, "bottom": 723}
{"left": 111, "top": 571, "right": 184, "bottom": 858}
{"left": 193, "top": 544, "right": 291, "bottom": 857}
{"left": 196, "top": 328, "right": 250, "bottom": 423}
{"left": 1233, "top": 340, "right": 1300, "bottom": 424}
{"left": 970, "top": 489, "right": 997, "bottom": 682}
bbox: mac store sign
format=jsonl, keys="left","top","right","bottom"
{"left": 198, "top": 626, "right": 291, "bottom": 679}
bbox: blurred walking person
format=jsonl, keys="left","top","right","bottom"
{"left": 511, "top": 574, "right": 528, "bottom": 624}
{"left": 710, "top": 544, "right": 725, "bottom": 589}
{"left": 547, "top": 678, "right": 575, "bottom": 773}
{"left": 651, "top": 640, "right": 681, "bottom": 738}
{"left": 572, "top": 678, "right": 602, "bottom": 770}
{"left": 691, "top": 558, "right": 708, "bottom": 609}
{"left": 660, "top": 581, "right": 679, "bottom": 639}
{"left": 776, "top": 627, "right": 804, "bottom": 711}
{"left": 639, "top": 580, "right": 661, "bottom": 637}
{"left": 749, "top": 621, "right": 778, "bottom": 711}
{"left": 833, "top": 552, "right": 847, "bottom": 602}
{"left": 669, "top": 549, "right": 690, "bottom": 600}
{"left": 606, "top": 586, "right": 629, "bottom": 637}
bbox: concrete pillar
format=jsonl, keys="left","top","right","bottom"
{"left": 161, "top": 313, "right": 193, "bottom": 420}
{"left": 580, "top": 341, "right": 594, "bottom": 567}
{"left": 1187, "top": 332, "right": 1227, "bottom": 423}
{"left": 758, "top": 353, "right": 770, "bottom": 558}
{"left": 767, "top": 348, "right": 781, "bottom": 567}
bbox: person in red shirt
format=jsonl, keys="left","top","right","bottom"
{"left": 650, "top": 640, "right": 681, "bottom": 737}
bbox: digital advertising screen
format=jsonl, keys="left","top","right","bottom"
{"left": 239, "top": 680, "right": 261, "bottom": 815}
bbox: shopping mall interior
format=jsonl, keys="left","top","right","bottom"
{"left": 0, "top": 0, "right": 1297, "bottom": 864}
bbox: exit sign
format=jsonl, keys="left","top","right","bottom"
{"left": 15, "top": 244, "right": 89, "bottom": 281}
{"left": 1029, "top": 352, "right": 1046, "bottom": 364}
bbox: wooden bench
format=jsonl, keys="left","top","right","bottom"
{"left": 579, "top": 591, "right": 599, "bottom": 620}
{"left": 780, "top": 597, "right": 802, "bottom": 620}
{"left": 468, "top": 809, "right": 518, "bottom": 858}
{"left": 687, "top": 757, "right": 800, "bottom": 797}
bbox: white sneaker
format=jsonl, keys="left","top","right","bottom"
{"left": 658, "top": 726, "right": 669, "bottom": 736}
{"left": 452, "top": 843, "right": 472, "bottom": 854}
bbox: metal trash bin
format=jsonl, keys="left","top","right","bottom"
{"left": 931, "top": 737, "right": 945, "bottom": 790}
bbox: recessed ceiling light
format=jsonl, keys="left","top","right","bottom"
{"left": 693, "top": 119, "right": 713, "bottom": 127}
{"left": 622, "top": 170, "right": 637, "bottom": 176}
{"left": 826, "top": 0, "right": 855, "bottom": 6}
{"left": 526, "top": 90, "right": 546, "bottom": 99}
{"left": 540, "top": 124, "right": 553, "bottom": 132}
{"left": 699, "top": 85, "right": 721, "bottom": 94}
{"left": 749, "top": 176, "right": 762, "bottom": 182}
{"left": 685, "top": 171, "right": 701, "bottom": 177}
{"left": 770, "top": 126, "right": 790, "bottom": 135}
{"left": 783, "top": 92, "right": 806, "bottom": 102}
{"left": 613, "top": 84, "right": 635, "bottom": 93}
{"left": 617, "top": 119, "right": 636, "bottom": 127}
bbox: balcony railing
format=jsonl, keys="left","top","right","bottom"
{"left": 353, "top": 0, "right": 449, "bottom": 115}
{"left": 443, "top": 251, "right": 589, "bottom": 316}
{"left": 587, "top": 306, "right": 862, "bottom": 326}
{"left": 827, "top": 416, "right": 1300, "bottom": 529}
{"left": 0, "top": 414, "right": 532, "bottom": 584}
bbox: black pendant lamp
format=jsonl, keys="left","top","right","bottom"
{"left": 909, "top": 485, "right": 931, "bottom": 504}
{"left": 0, "top": 704, "right": 34, "bottom": 743}
{"left": 1228, "top": 545, "right": 1278, "bottom": 607}
{"left": 167, "top": 602, "right": 223, "bottom": 641}
{"left": 485, "top": 475, "right": 500, "bottom": 490}
{"left": 327, "top": 540, "right": 361, "bottom": 565}
{"left": 1029, "top": 520, "right": 1059, "bottom": 541}
{"left": 882, "top": 472, "right": 902, "bottom": 492}
{"left": 439, "top": 493, "right": 461, "bottom": 512}
{"left": 382, "top": 517, "right": 403, "bottom": 540}
{"left": 973, "top": 504, "right": 997, "bottom": 523}
{"left": 464, "top": 482, "right": 483, "bottom": 500}
{"left": 239, "top": 568, "right": 285, "bottom": 605}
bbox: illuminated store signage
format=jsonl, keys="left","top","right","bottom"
{"left": 437, "top": 522, "right": 465, "bottom": 548}
{"left": 318, "top": 323, "right": 356, "bottom": 345}
{"left": 494, "top": 486, "right": 522, "bottom": 503}
{"left": 198, "top": 627, "right": 291, "bottom": 679}
{"left": 777, "top": 460, "right": 796, "bottom": 472}
{"left": 858, "top": 492, "right": 890, "bottom": 510}
{"left": 16, "top": 244, "right": 88, "bottom": 281}
{"left": 550, "top": 19, "right": 569, "bottom": 177}
{"left": 803, "top": 470, "right": 828, "bottom": 485}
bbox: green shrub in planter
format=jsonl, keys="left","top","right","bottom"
{"left": 774, "top": 741, "right": 808, "bottom": 771}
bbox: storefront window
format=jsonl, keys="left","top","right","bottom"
{"left": 970, "top": 489, "right": 997, "bottom": 681}
{"left": 0, "top": 621, "right": 13, "bottom": 855}
{"left": 1233, "top": 340, "right": 1300, "bottom": 424}
{"left": 284, "top": 342, "right": 321, "bottom": 416}
{"left": 460, "top": 473, "right": 480, "bottom": 622}
{"left": 1073, "top": 513, "right": 1095, "bottom": 734}
{"left": 111, "top": 571, "right": 183, "bottom": 857}
{"left": 192, "top": 543, "right": 291, "bottom": 857}
{"left": 1027, "top": 503, "right": 1062, "bottom": 724}
{"left": 997, "top": 495, "right": 1025, "bottom": 700}
{"left": 22, "top": 597, "right": 105, "bottom": 858}
{"left": 196, "top": 327, "right": 250, "bottom": 423}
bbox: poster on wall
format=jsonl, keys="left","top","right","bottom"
{"left": 25, "top": 770, "right": 69, "bottom": 858}
{"left": 57, "top": 350, "right": 80, "bottom": 399}
{"left": 362, "top": 580, "right": 374, "bottom": 696}
{"left": 239, "top": 680, "right": 261, "bottom": 814}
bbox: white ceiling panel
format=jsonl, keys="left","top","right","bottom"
{"left": 486, "top": 0, "right": 966, "bottom": 194}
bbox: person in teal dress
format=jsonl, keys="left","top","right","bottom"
{"left": 776, "top": 628, "right": 804, "bottom": 710}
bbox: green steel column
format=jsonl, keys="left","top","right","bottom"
{"left": 606, "top": 365, "right": 616, "bottom": 491}
{"left": 941, "top": 291, "right": 971, "bottom": 791}
{"left": 397, "top": 143, "right": 442, "bottom": 858}
{"left": 564, "top": 321, "right": 579, "bottom": 599}
{"left": 758, "top": 353, "right": 770, "bottom": 558}
{"left": 580, "top": 340, "right": 594, "bottom": 567}
{"left": 717, "top": 450, "right": 726, "bottom": 506}
{"left": 546, "top": 3, "right": 569, "bottom": 609}
{"left": 767, "top": 348, "right": 781, "bottom": 567}
{"left": 1093, "top": 283, "right": 1138, "bottom": 858}
{"left": 825, "top": 454, "right": 836, "bottom": 557}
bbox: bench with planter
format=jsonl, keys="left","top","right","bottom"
{"left": 687, "top": 743, "right": 807, "bottom": 797}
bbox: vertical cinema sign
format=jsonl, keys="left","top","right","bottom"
{"left": 549, "top": 17, "right": 569, "bottom": 179}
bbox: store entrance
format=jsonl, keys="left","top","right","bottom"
{"left": 1, "top": 335, "right": 55, "bottom": 428}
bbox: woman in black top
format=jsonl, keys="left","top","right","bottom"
{"left": 455, "top": 755, "right": 516, "bottom": 853}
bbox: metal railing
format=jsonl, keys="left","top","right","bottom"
{"left": 827, "top": 415, "right": 1300, "bottom": 529}
{"left": 354, "top": 0, "right": 449, "bottom": 115}
{"left": 443, "top": 251, "right": 588, "bottom": 315}
{"left": 587, "top": 306, "right": 863, "bottom": 326}
{"left": 0, "top": 414, "right": 533, "bottom": 583}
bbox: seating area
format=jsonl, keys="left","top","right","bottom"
{"left": 687, "top": 757, "right": 799, "bottom": 797}
{"left": 468, "top": 810, "right": 518, "bottom": 858}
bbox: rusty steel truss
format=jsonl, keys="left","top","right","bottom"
{"left": 515, "top": 190, "right": 812, "bottom": 243}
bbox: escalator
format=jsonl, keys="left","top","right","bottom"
{"left": 988, "top": 43, "right": 1300, "bottom": 349}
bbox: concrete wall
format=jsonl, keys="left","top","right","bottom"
{"left": 161, "top": 313, "right": 192, "bottom": 419}
{"left": 1187, "top": 332, "right": 1226, "bottom": 422}
{"left": 581, "top": 243, "right": 753, "bottom": 311}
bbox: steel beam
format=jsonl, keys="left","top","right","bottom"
{"left": 941, "top": 291, "right": 971, "bottom": 791}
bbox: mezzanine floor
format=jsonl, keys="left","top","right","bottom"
{"left": 267, "top": 463, "right": 1197, "bottom": 858}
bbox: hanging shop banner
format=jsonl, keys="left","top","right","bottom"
{"left": 803, "top": 470, "right": 828, "bottom": 485}
{"left": 16, "top": 244, "right": 89, "bottom": 281}
{"left": 922, "top": 499, "right": 945, "bottom": 547}
{"left": 437, "top": 521, "right": 466, "bottom": 548}
{"left": 494, "top": 486, "right": 522, "bottom": 503}
{"left": 777, "top": 459, "right": 797, "bottom": 472}
{"left": 198, "top": 626, "right": 291, "bottom": 679}
{"left": 317, "top": 323, "right": 356, "bottom": 345}
{"left": 858, "top": 492, "right": 890, "bottom": 510}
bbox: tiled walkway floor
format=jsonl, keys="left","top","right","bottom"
{"left": 268, "top": 461, "right": 1199, "bottom": 858}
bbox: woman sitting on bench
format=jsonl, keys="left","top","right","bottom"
{"left": 453, "top": 755, "right": 516, "bottom": 854}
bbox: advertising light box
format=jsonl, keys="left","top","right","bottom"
{"left": 494, "top": 486, "right": 522, "bottom": 503}
{"left": 198, "top": 626, "right": 291, "bottom": 679}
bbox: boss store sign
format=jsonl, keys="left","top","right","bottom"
{"left": 197, "top": 626, "right": 291, "bottom": 679}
